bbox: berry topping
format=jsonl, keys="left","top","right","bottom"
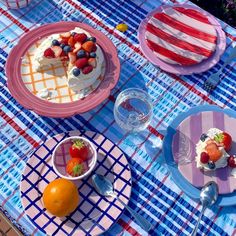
{"left": 51, "top": 46, "right": 62, "bottom": 58}
{"left": 208, "top": 161, "right": 215, "bottom": 169}
{"left": 44, "top": 48, "right": 55, "bottom": 58}
{"left": 75, "top": 58, "right": 88, "bottom": 69}
{"left": 87, "top": 36, "right": 96, "bottom": 42}
{"left": 205, "top": 143, "right": 222, "bottom": 162}
{"left": 82, "top": 41, "right": 95, "bottom": 52}
{"left": 82, "top": 65, "right": 93, "bottom": 74}
{"left": 60, "top": 50, "right": 68, "bottom": 59}
{"left": 90, "top": 52, "right": 96, "bottom": 58}
{"left": 214, "top": 132, "right": 232, "bottom": 152}
{"left": 60, "top": 32, "right": 71, "bottom": 39}
{"left": 52, "top": 39, "right": 60, "bottom": 46}
{"left": 77, "top": 50, "right": 86, "bottom": 58}
{"left": 63, "top": 45, "right": 72, "bottom": 53}
{"left": 72, "top": 68, "right": 80, "bottom": 77}
{"left": 71, "top": 32, "right": 76, "bottom": 36}
{"left": 200, "top": 133, "right": 208, "bottom": 142}
{"left": 88, "top": 58, "right": 97, "bottom": 68}
{"left": 60, "top": 38, "right": 69, "bottom": 45}
{"left": 92, "top": 44, "right": 97, "bottom": 52}
{"left": 68, "top": 52, "right": 76, "bottom": 64}
{"left": 73, "top": 42, "right": 82, "bottom": 53}
{"left": 74, "top": 33, "right": 87, "bottom": 43}
{"left": 60, "top": 43, "right": 66, "bottom": 49}
{"left": 200, "top": 152, "right": 210, "bottom": 164}
{"left": 228, "top": 156, "right": 236, "bottom": 168}
{"left": 68, "top": 36, "right": 75, "bottom": 47}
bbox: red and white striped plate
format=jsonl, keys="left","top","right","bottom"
{"left": 145, "top": 6, "right": 217, "bottom": 66}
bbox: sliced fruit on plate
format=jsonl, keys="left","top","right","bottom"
{"left": 214, "top": 132, "right": 232, "bottom": 151}
{"left": 66, "top": 158, "right": 85, "bottom": 177}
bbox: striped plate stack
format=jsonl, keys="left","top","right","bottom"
{"left": 145, "top": 6, "right": 218, "bottom": 66}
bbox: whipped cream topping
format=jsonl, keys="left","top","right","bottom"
{"left": 195, "top": 128, "right": 229, "bottom": 170}
{"left": 33, "top": 27, "right": 105, "bottom": 93}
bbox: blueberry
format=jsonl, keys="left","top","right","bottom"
{"left": 63, "top": 45, "right": 72, "bottom": 53}
{"left": 52, "top": 39, "right": 60, "bottom": 46}
{"left": 77, "top": 50, "right": 86, "bottom": 58}
{"left": 60, "top": 43, "right": 66, "bottom": 49}
{"left": 71, "top": 32, "right": 76, "bottom": 36}
{"left": 208, "top": 161, "right": 215, "bottom": 169}
{"left": 87, "top": 36, "right": 96, "bottom": 42}
{"left": 90, "top": 52, "right": 96, "bottom": 58}
{"left": 200, "top": 133, "right": 208, "bottom": 142}
{"left": 72, "top": 68, "right": 80, "bottom": 77}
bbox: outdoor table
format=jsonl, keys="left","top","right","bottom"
{"left": 0, "top": 0, "right": 236, "bottom": 235}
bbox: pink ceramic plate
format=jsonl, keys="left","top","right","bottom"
{"left": 138, "top": 4, "right": 226, "bottom": 75}
{"left": 172, "top": 110, "right": 236, "bottom": 194}
{"left": 6, "top": 22, "right": 120, "bottom": 117}
{"left": 20, "top": 130, "right": 132, "bottom": 236}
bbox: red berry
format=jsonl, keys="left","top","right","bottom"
{"left": 200, "top": 152, "right": 210, "bottom": 164}
{"left": 74, "top": 33, "right": 87, "bottom": 43}
{"left": 75, "top": 58, "right": 88, "bottom": 69}
{"left": 228, "top": 156, "right": 236, "bottom": 168}
{"left": 44, "top": 48, "right": 55, "bottom": 58}
{"left": 82, "top": 65, "right": 93, "bottom": 74}
{"left": 92, "top": 44, "right": 97, "bottom": 52}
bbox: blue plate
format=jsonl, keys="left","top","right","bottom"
{"left": 163, "top": 105, "right": 236, "bottom": 206}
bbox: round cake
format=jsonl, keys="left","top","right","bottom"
{"left": 145, "top": 6, "right": 217, "bottom": 66}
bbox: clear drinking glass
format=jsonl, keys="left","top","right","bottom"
{"left": 114, "top": 88, "right": 153, "bottom": 133}
{"left": 0, "top": 0, "right": 31, "bottom": 9}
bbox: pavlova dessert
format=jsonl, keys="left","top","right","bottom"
{"left": 196, "top": 128, "right": 233, "bottom": 170}
{"left": 33, "top": 27, "right": 105, "bottom": 93}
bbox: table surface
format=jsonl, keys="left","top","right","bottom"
{"left": 0, "top": 0, "right": 236, "bottom": 235}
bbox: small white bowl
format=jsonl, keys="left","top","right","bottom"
{"left": 52, "top": 136, "right": 97, "bottom": 180}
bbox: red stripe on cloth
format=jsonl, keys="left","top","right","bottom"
{"left": 146, "top": 39, "right": 198, "bottom": 65}
{"left": 118, "top": 218, "right": 142, "bottom": 236}
{"left": 0, "top": 8, "right": 29, "bottom": 32}
{"left": 153, "top": 13, "right": 217, "bottom": 43}
{"left": 65, "top": 0, "right": 144, "bottom": 56}
{"left": 146, "top": 23, "right": 212, "bottom": 57}
{"left": 174, "top": 7, "right": 211, "bottom": 24}
{"left": 0, "top": 111, "right": 39, "bottom": 148}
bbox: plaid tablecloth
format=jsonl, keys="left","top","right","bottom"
{"left": 0, "top": 0, "right": 236, "bottom": 235}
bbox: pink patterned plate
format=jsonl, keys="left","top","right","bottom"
{"left": 138, "top": 4, "right": 226, "bottom": 75}
{"left": 6, "top": 22, "right": 120, "bottom": 117}
{"left": 20, "top": 131, "right": 132, "bottom": 236}
{"left": 172, "top": 110, "right": 236, "bottom": 194}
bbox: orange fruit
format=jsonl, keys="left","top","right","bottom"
{"left": 42, "top": 178, "right": 79, "bottom": 217}
{"left": 205, "top": 143, "right": 222, "bottom": 162}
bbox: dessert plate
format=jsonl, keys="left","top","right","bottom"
{"left": 138, "top": 4, "right": 226, "bottom": 75}
{"left": 6, "top": 22, "right": 120, "bottom": 117}
{"left": 20, "top": 130, "right": 132, "bottom": 236}
{"left": 163, "top": 105, "right": 236, "bottom": 206}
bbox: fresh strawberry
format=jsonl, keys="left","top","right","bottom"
{"left": 214, "top": 132, "right": 232, "bottom": 151}
{"left": 228, "top": 156, "right": 236, "bottom": 168}
{"left": 200, "top": 152, "right": 209, "bottom": 164}
{"left": 74, "top": 33, "right": 87, "bottom": 43}
{"left": 68, "top": 36, "right": 75, "bottom": 47}
{"left": 60, "top": 32, "right": 71, "bottom": 39}
{"left": 73, "top": 42, "right": 82, "bottom": 53}
{"left": 68, "top": 52, "right": 76, "bottom": 64}
{"left": 44, "top": 48, "right": 55, "bottom": 58}
{"left": 66, "top": 158, "right": 85, "bottom": 177}
{"left": 51, "top": 46, "right": 63, "bottom": 58}
{"left": 75, "top": 58, "right": 88, "bottom": 69}
{"left": 205, "top": 143, "right": 222, "bottom": 162}
{"left": 88, "top": 58, "right": 97, "bottom": 68}
{"left": 69, "top": 139, "right": 89, "bottom": 161}
{"left": 82, "top": 41, "right": 95, "bottom": 52}
{"left": 82, "top": 65, "right": 93, "bottom": 74}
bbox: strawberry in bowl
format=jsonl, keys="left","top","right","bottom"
{"left": 52, "top": 136, "right": 97, "bottom": 180}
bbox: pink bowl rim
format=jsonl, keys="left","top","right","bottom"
{"left": 52, "top": 136, "right": 97, "bottom": 180}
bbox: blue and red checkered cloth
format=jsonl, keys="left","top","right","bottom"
{"left": 0, "top": 0, "right": 236, "bottom": 235}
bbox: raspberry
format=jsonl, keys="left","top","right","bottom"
{"left": 74, "top": 33, "right": 87, "bottom": 43}
{"left": 200, "top": 152, "right": 209, "bottom": 164}
{"left": 44, "top": 48, "right": 55, "bottom": 58}
{"left": 82, "top": 65, "right": 93, "bottom": 74}
{"left": 75, "top": 58, "right": 88, "bottom": 69}
{"left": 228, "top": 156, "right": 236, "bottom": 168}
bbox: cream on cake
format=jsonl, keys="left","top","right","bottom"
{"left": 195, "top": 128, "right": 231, "bottom": 170}
{"left": 33, "top": 27, "right": 105, "bottom": 94}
